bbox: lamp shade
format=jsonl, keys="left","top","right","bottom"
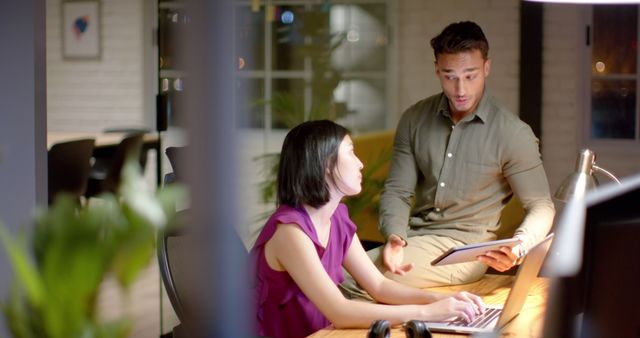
{"left": 554, "top": 149, "right": 597, "bottom": 202}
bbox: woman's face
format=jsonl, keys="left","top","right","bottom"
{"left": 332, "top": 135, "right": 364, "bottom": 197}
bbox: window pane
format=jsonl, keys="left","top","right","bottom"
{"left": 236, "top": 6, "right": 265, "bottom": 70}
{"left": 592, "top": 5, "right": 637, "bottom": 75}
{"left": 234, "top": 1, "right": 391, "bottom": 134}
{"left": 272, "top": 78, "right": 306, "bottom": 129}
{"left": 591, "top": 79, "right": 636, "bottom": 139}
{"left": 271, "top": 6, "right": 319, "bottom": 71}
{"left": 158, "top": 7, "right": 187, "bottom": 70}
{"left": 236, "top": 78, "right": 265, "bottom": 128}
{"left": 333, "top": 78, "right": 386, "bottom": 131}
{"left": 331, "top": 4, "right": 388, "bottom": 72}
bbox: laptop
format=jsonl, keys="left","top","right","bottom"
{"left": 422, "top": 233, "right": 554, "bottom": 334}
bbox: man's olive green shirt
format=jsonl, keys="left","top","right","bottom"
{"left": 379, "top": 92, "right": 555, "bottom": 250}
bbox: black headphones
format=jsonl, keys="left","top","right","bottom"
{"left": 367, "top": 319, "right": 432, "bottom": 338}
{"left": 367, "top": 319, "right": 390, "bottom": 338}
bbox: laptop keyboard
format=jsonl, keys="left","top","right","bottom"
{"left": 448, "top": 307, "right": 502, "bottom": 328}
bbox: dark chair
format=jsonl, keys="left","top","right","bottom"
{"left": 163, "top": 172, "right": 176, "bottom": 186}
{"left": 103, "top": 127, "right": 151, "bottom": 170}
{"left": 47, "top": 138, "right": 95, "bottom": 205}
{"left": 85, "top": 133, "right": 144, "bottom": 197}
{"left": 165, "top": 146, "right": 186, "bottom": 183}
{"left": 158, "top": 222, "right": 191, "bottom": 337}
{"left": 157, "top": 211, "right": 251, "bottom": 338}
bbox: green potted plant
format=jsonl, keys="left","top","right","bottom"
{"left": 0, "top": 159, "right": 184, "bottom": 338}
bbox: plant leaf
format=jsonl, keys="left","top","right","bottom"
{"left": 0, "top": 225, "right": 45, "bottom": 308}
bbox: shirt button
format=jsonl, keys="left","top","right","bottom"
{"left": 440, "top": 182, "right": 445, "bottom": 187}
{"left": 451, "top": 125, "right": 455, "bottom": 129}
{"left": 447, "top": 153, "right": 453, "bottom": 158}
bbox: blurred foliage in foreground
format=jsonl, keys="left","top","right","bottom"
{"left": 0, "top": 159, "right": 185, "bottom": 338}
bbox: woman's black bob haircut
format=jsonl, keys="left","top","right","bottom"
{"left": 277, "top": 120, "right": 350, "bottom": 209}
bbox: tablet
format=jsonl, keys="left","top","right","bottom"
{"left": 430, "top": 237, "right": 521, "bottom": 266}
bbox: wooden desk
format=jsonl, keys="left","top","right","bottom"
{"left": 308, "top": 274, "right": 549, "bottom": 338}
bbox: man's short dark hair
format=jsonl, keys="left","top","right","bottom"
{"left": 277, "top": 120, "right": 349, "bottom": 209}
{"left": 430, "top": 21, "right": 489, "bottom": 60}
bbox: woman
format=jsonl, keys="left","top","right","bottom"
{"left": 251, "top": 120, "right": 485, "bottom": 338}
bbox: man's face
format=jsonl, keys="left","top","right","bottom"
{"left": 435, "top": 49, "right": 491, "bottom": 118}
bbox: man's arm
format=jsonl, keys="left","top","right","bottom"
{"left": 379, "top": 110, "right": 419, "bottom": 242}
{"left": 503, "top": 125, "right": 555, "bottom": 251}
{"left": 478, "top": 125, "right": 555, "bottom": 272}
{"left": 507, "top": 165, "right": 555, "bottom": 252}
{"left": 477, "top": 165, "right": 555, "bottom": 271}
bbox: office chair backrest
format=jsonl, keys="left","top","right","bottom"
{"left": 159, "top": 216, "right": 220, "bottom": 338}
{"left": 86, "top": 133, "right": 144, "bottom": 198}
{"left": 157, "top": 209, "right": 252, "bottom": 337}
{"left": 165, "top": 146, "right": 186, "bottom": 182}
{"left": 104, "top": 133, "right": 144, "bottom": 191}
{"left": 158, "top": 226, "right": 187, "bottom": 322}
{"left": 47, "top": 138, "right": 95, "bottom": 204}
{"left": 104, "top": 127, "right": 151, "bottom": 169}
{"left": 85, "top": 133, "right": 144, "bottom": 198}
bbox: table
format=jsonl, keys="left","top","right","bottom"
{"left": 47, "top": 131, "right": 158, "bottom": 149}
{"left": 308, "top": 274, "right": 549, "bottom": 338}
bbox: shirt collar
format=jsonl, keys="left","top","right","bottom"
{"left": 437, "top": 90, "right": 490, "bottom": 124}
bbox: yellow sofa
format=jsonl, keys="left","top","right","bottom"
{"left": 348, "top": 130, "right": 524, "bottom": 245}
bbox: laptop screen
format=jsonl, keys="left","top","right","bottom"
{"left": 496, "top": 234, "right": 553, "bottom": 328}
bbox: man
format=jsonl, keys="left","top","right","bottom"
{"left": 344, "top": 21, "right": 555, "bottom": 294}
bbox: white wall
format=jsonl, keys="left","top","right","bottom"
{"left": 46, "top": 0, "right": 153, "bottom": 132}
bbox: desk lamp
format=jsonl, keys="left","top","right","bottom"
{"left": 544, "top": 148, "right": 621, "bottom": 277}
{"left": 554, "top": 148, "right": 620, "bottom": 202}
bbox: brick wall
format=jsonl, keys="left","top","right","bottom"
{"left": 396, "top": 0, "right": 520, "bottom": 123}
{"left": 541, "top": 4, "right": 585, "bottom": 191}
{"left": 46, "top": 0, "right": 152, "bottom": 132}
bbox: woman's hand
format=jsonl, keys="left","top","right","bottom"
{"left": 382, "top": 234, "right": 414, "bottom": 275}
{"left": 421, "top": 291, "right": 486, "bottom": 322}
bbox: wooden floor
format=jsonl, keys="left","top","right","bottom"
{"left": 98, "top": 259, "right": 180, "bottom": 338}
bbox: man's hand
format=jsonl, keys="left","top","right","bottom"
{"left": 382, "top": 234, "right": 414, "bottom": 275}
{"left": 477, "top": 244, "right": 522, "bottom": 272}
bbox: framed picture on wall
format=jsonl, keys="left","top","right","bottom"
{"left": 62, "top": 0, "right": 101, "bottom": 59}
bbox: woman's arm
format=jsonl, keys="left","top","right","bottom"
{"left": 268, "top": 224, "right": 484, "bottom": 329}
